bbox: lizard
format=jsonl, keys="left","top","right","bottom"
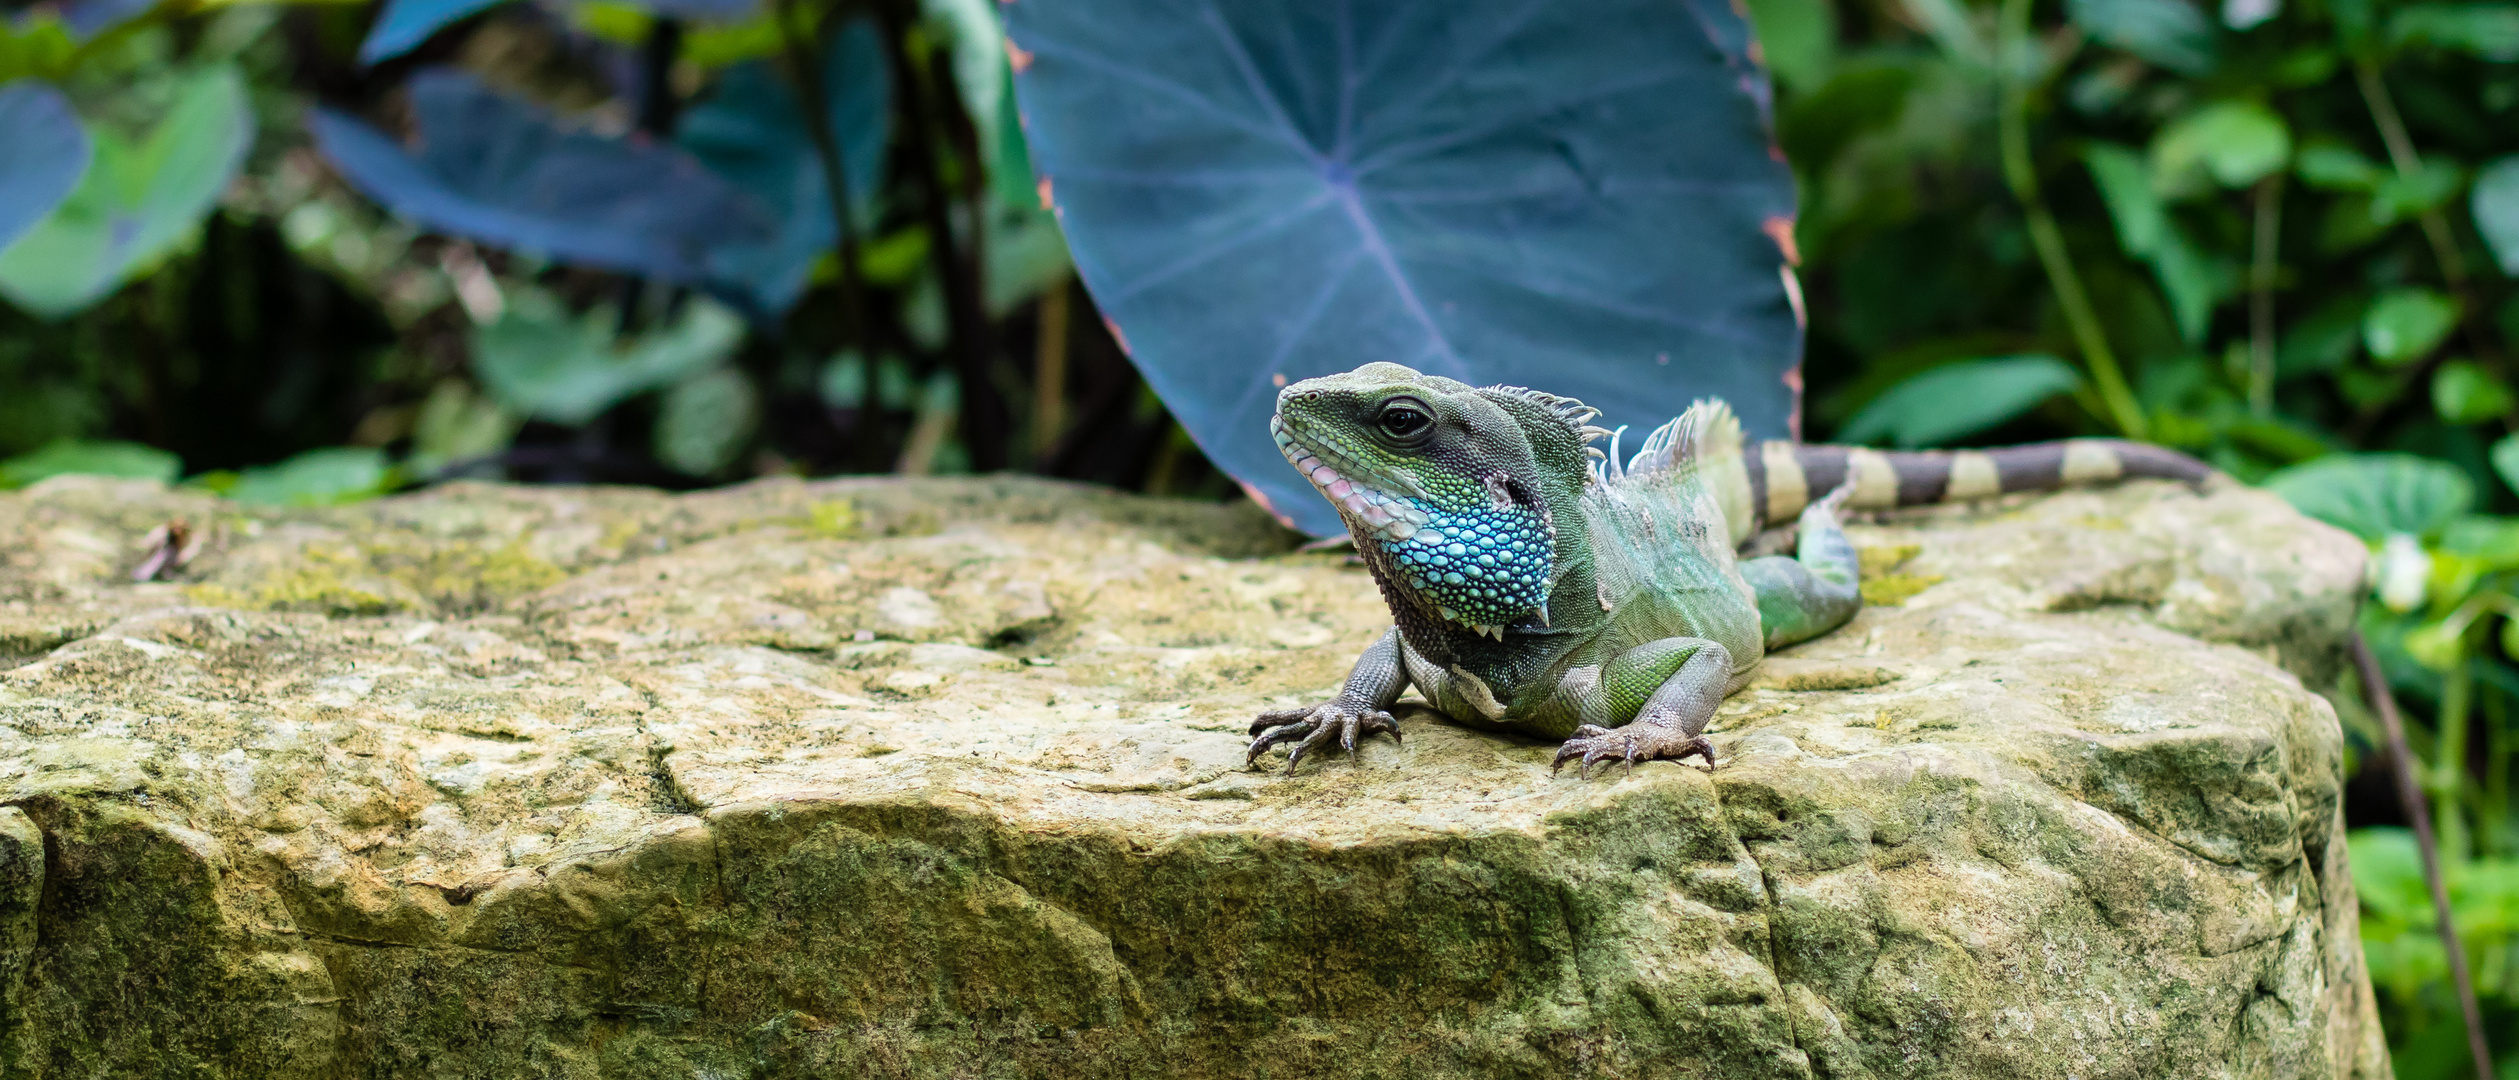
{"left": 1246, "top": 361, "right": 2212, "bottom": 777}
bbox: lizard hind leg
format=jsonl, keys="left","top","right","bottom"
{"left": 1553, "top": 637, "right": 1732, "bottom": 778}
{"left": 1740, "top": 480, "right": 1863, "bottom": 651}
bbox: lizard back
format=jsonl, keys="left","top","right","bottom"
{"left": 1575, "top": 401, "right": 1765, "bottom": 673}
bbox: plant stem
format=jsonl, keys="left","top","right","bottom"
{"left": 634, "top": 17, "right": 684, "bottom": 137}
{"left": 1996, "top": 0, "right": 2146, "bottom": 439}
{"left": 2484, "top": 680, "right": 2508, "bottom": 856}
{"left": 2350, "top": 634, "right": 2497, "bottom": 1080}
{"left": 1031, "top": 279, "right": 1070, "bottom": 463}
{"left": 2440, "top": 651, "right": 2473, "bottom": 865}
{"left": 2355, "top": 62, "right": 2468, "bottom": 287}
{"left": 774, "top": 0, "right": 870, "bottom": 351}
{"left": 877, "top": 0, "right": 1009, "bottom": 471}
{"left": 2249, "top": 177, "right": 2281, "bottom": 418}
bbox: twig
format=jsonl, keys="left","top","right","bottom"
{"left": 2348, "top": 632, "right": 2496, "bottom": 1080}
{"left": 2355, "top": 63, "right": 2467, "bottom": 288}
{"left": 1996, "top": 0, "right": 2147, "bottom": 439}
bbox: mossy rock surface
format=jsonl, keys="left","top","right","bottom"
{"left": 0, "top": 474, "right": 2388, "bottom": 1078}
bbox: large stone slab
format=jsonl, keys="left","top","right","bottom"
{"left": 0, "top": 474, "right": 2390, "bottom": 1078}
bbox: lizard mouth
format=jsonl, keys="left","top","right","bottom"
{"left": 1271, "top": 416, "right": 1428, "bottom": 541}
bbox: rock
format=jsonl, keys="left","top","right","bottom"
{"left": 0, "top": 473, "right": 2390, "bottom": 1079}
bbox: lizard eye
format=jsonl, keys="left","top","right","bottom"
{"left": 1377, "top": 400, "right": 1433, "bottom": 443}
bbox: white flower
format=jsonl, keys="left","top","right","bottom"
{"left": 2373, "top": 533, "right": 2432, "bottom": 613}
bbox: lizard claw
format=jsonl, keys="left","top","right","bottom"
{"left": 1247, "top": 701, "right": 1401, "bottom": 773}
{"left": 1551, "top": 724, "right": 1716, "bottom": 778}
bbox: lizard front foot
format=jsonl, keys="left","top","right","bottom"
{"left": 1248, "top": 701, "right": 1401, "bottom": 773}
{"left": 1550, "top": 723, "right": 1715, "bottom": 779}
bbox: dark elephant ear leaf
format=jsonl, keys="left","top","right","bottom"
{"left": 310, "top": 70, "right": 773, "bottom": 287}
{"left": 677, "top": 17, "right": 892, "bottom": 314}
{"left": 358, "top": 0, "right": 512, "bottom": 64}
{"left": 1006, "top": 0, "right": 1803, "bottom": 535}
{"left": 0, "top": 82, "right": 90, "bottom": 255}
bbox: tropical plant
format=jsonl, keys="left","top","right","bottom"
{"left": 4, "top": 0, "right": 2519, "bottom": 1069}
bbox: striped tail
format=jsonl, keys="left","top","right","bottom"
{"left": 1744, "top": 440, "right": 2212, "bottom": 527}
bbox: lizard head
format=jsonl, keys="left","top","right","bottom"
{"left": 1272, "top": 362, "right": 1609, "bottom": 639}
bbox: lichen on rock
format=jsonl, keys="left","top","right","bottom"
{"left": 0, "top": 474, "right": 2390, "bottom": 1078}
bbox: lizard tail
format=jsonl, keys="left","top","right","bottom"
{"left": 1744, "top": 440, "right": 2211, "bottom": 527}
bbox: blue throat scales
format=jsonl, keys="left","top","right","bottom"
{"left": 1385, "top": 503, "right": 1554, "bottom": 634}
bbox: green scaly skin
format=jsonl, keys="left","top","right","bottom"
{"left": 1249, "top": 362, "right": 1864, "bottom": 777}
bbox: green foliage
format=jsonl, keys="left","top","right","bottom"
{"left": 1768, "top": 0, "right": 2519, "bottom": 1061}
{"left": 2367, "top": 287, "right": 2462, "bottom": 365}
{"left": 0, "top": 0, "right": 2513, "bottom": 1066}
{"left": 0, "top": 440, "right": 182, "bottom": 488}
{"left": 1839, "top": 354, "right": 2083, "bottom": 446}
{"left": 0, "top": 64, "right": 254, "bottom": 317}
{"left": 211, "top": 447, "right": 398, "bottom": 506}
{"left": 2266, "top": 454, "right": 2474, "bottom": 542}
{"left": 2152, "top": 101, "right": 2292, "bottom": 192}
{"left": 470, "top": 291, "right": 746, "bottom": 427}
{"left": 653, "top": 367, "right": 760, "bottom": 476}
{"left": 2351, "top": 827, "right": 2519, "bottom": 1072}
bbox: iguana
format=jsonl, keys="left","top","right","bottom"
{"left": 1247, "top": 362, "right": 2211, "bottom": 777}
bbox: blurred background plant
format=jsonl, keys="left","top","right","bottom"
{"left": 1733, "top": 0, "right": 2519, "bottom": 1066}
{"left": 0, "top": 0, "right": 1203, "bottom": 506}
{"left": 2, "top": 0, "right": 2516, "bottom": 1068}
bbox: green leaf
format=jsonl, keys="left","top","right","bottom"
{"left": 1005, "top": 0, "right": 1807, "bottom": 534}
{"left": 1899, "top": 0, "right": 1992, "bottom": 65}
{"left": 2330, "top": 0, "right": 2381, "bottom": 51}
{"left": 2489, "top": 432, "right": 2519, "bottom": 495}
{"left": 2222, "top": 0, "right": 2280, "bottom": 31}
{"left": 920, "top": 0, "right": 1007, "bottom": 169}
{"left": 1746, "top": 0, "right": 1840, "bottom": 92}
{"left": 2295, "top": 140, "right": 2385, "bottom": 191}
{"left": 2085, "top": 142, "right": 2166, "bottom": 256}
{"left": 2349, "top": 828, "right": 2430, "bottom": 926}
{"left": 983, "top": 206, "right": 1071, "bottom": 319}
{"left": 2431, "top": 359, "right": 2514, "bottom": 423}
{"left": 0, "top": 65, "right": 255, "bottom": 318}
{"left": 2363, "top": 287, "right": 2460, "bottom": 365}
{"left": 2438, "top": 514, "right": 2519, "bottom": 566}
{"left": 407, "top": 380, "right": 520, "bottom": 476}
{"left": 2149, "top": 221, "right": 2229, "bottom": 343}
{"left": 856, "top": 228, "right": 930, "bottom": 287}
{"left": 2068, "top": 0, "right": 2218, "bottom": 73}
{"left": 2150, "top": 100, "right": 2292, "bottom": 192}
{"left": 2220, "top": 416, "right": 2333, "bottom": 463}
{"left": 2262, "top": 454, "right": 2473, "bottom": 541}
{"left": 2388, "top": 1, "right": 2519, "bottom": 59}
{"left": 2370, "top": 159, "right": 2465, "bottom": 225}
{"left": 226, "top": 448, "right": 396, "bottom": 507}
{"left": 471, "top": 291, "right": 747, "bottom": 426}
{"left": 2473, "top": 156, "right": 2519, "bottom": 275}
{"left": 0, "top": 18, "right": 79, "bottom": 83}
{"left": 2277, "top": 296, "right": 2367, "bottom": 377}
{"left": 818, "top": 351, "right": 868, "bottom": 410}
{"left": 653, "top": 367, "right": 760, "bottom": 476}
{"left": 0, "top": 439, "right": 180, "bottom": 488}
{"left": 1838, "top": 355, "right": 2085, "bottom": 448}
